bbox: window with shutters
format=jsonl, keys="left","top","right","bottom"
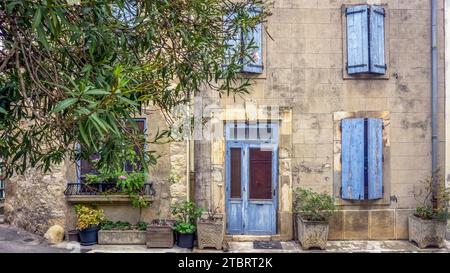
{"left": 341, "top": 118, "right": 383, "bottom": 201}
{"left": 77, "top": 118, "right": 147, "bottom": 183}
{"left": 342, "top": 4, "right": 389, "bottom": 79}
{"left": 224, "top": 7, "right": 263, "bottom": 74}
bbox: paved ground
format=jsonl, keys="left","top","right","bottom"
{"left": 0, "top": 224, "right": 70, "bottom": 253}
{"left": 1, "top": 224, "right": 449, "bottom": 253}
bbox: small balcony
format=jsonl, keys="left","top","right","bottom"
{"left": 64, "top": 182, "right": 155, "bottom": 203}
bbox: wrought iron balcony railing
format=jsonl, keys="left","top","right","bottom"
{"left": 64, "top": 182, "right": 155, "bottom": 196}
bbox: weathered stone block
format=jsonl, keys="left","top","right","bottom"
{"left": 328, "top": 210, "right": 343, "bottom": 240}
{"left": 396, "top": 209, "right": 414, "bottom": 239}
{"left": 369, "top": 210, "right": 395, "bottom": 240}
{"left": 343, "top": 211, "right": 369, "bottom": 240}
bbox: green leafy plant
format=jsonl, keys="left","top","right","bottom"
{"left": 413, "top": 169, "right": 450, "bottom": 221}
{"left": 74, "top": 204, "right": 105, "bottom": 231}
{"left": 101, "top": 219, "right": 148, "bottom": 231}
{"left": 171, "top": 201, "right": 203, "bottom": 234}
{"left": 136, "top": 221, "right": 148, "bottom": 231}
{"left": 0, "top": 0, "right": 271, "bottom": 180}
{"left": 101, "top": 220, "right": 131, "bottom": 230}
{"left": 173, "top": 222, "right": 197, "bottom": 234}
{"left": 293, "top": 188, "right": 336, "bottom": 222}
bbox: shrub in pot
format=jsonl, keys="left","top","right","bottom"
{"left": 293, "top": 187, "right": 336, "bottom": 250}
{"left": 74, "top": 204, "right": 105, "bottom": 246}
{"left": 409, "top": 170, "right": 450, "bottom": 248}
{"left": 98, "top": 220, "right": 147, "bottom": 245}
{"left": 197, "top": 207, "right": 224, "bottom": 250}
{"left": 170, "top": 201, "right": 203, "bottom": 249}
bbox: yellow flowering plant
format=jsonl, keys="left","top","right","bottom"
{"left": 74, "top": 204, "right": 105, "bottom": 231}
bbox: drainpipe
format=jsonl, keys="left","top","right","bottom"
{"left": 431, "top": 0, "right": 438, "bottom": 209}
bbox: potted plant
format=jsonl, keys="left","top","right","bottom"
{"left": 147, "top": 215, "right": 176, "bottom": 248}
{"left": 170, "top": 201, "right": 203, "bottom": 249}
{"left": 98, "top": 220, "right": 148, "bottom": 245}
{"left": 74, "top": 204, "right": 105, "bottom": 246}
{"left": 197, "top": 207, "right": 224, "bottom": 250}
{"left": 293, "top": 187, "right": 336, "bottom": 250}
{"left": 409, "top": 170, "right": 450, "bottom": 248}
{"left": 146, "top": 185, "right": 176, "bottom": 248}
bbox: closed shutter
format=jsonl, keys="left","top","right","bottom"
{"left": 369, "top": 6, "right": 386, "bottom": 74}
{"left": 242, "top": 7, "right": 263, "bottom": 73}
{"left": 346, "top": 5, "right": 370, "bottom": 74}
{"left": 367, "top": 118, "right": 383, "bottom": 199}
{"left": 341, "top": 118, "right": 365, "bottom": 200}
{"left": 223, "top": 12, "right": 241, "bottom": 68}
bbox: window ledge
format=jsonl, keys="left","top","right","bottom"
{"left": 65, "top": 194, "right": 154, "bottom": 203}
{"left": 335, "top": 198, "right": 390, "bottom": 206}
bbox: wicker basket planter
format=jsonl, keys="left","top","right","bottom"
{"left": 197, "top": 215, "right": 224, "bottom": 250}
{"left": 146, "top": 220, "right": 175, "bottom": 248}
{"left": 408, "top": 214, "right": 446, "bottom": 249}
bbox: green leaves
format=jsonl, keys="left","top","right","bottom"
{"left": 32, "top": 7, "right": 42, "bottom": 30}
{"left": 293, "top": 188, "right": 336, "bottom": 221}
{"left": 52, "top": 98, "right": 78, "bottom": 113}
{"left": 0, "top": 0, "right": 270, "bottom": 180}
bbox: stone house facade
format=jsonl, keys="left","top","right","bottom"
{"left": 2, "top": 0, "right": 448, "bottom": 242}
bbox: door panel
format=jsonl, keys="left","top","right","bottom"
{"left": 246, "top": 202, "right": 275, "bottom": 234}
{"left": 230, "top": 148, "right": 242, "bottom": 198}
{"left": 227, "top": 200, "right": 243, "bottom": 234}
{"left": 226, "top": 142, "right": 277, "bottom": 235}
{"left": 249, "top": 148, "right": 272, "bottom": 200}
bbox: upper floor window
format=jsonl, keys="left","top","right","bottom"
{"left": 346, "top": 5, "right": 386, "bottom": 75}
{"left": 77, "top": 118, "right": 146, "bottom": 183}
{"left": 341, "top": 118, "right": 383, "bottom": 200}
{"left": 224, "top": 7, "right": 263, "bottom": 74}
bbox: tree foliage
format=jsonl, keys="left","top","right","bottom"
{"left": 0, "top": 0, "right": 271, "bottom": 178}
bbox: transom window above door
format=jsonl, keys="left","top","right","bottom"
{"left": 225, "top": 122, "right": 278, "bottom": 143}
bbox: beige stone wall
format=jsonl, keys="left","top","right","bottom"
{"left": 4, "top": 163, "right": 69, "bottom": 235}
{"left": 196, "top": 0, "right": 445, "bottom": 240}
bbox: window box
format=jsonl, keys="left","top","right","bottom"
{"left": 64, "top": 182, "right": 155, "bottom": 203}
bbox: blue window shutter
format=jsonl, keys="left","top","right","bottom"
{"left": 346, "top": 5, "right": 369, "bottom": 74}
{"left": 242, "top": 7, "right": 263, "bottom": 73}
{"left": 223, "top": 12, "right": 241, "bottom": 67}
{"left": 367, "top": 118, "right": 383, "bottom": 199}
{"left": 369, "top": 6, "right": 386, "bottom": 74}
{"left": 341, "top": 119, "right": 365, "bottom": 200}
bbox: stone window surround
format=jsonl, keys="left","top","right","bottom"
{"left": 341, "top": 3, "right": 390, "bottom": 80}
{"left": 333, "top": 111, "right": 391, "bottom": 206}
{"left": 208, "top": 104, "right": 293, "bottom": 239}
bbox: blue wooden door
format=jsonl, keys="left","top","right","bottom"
{"left": 226, "top": 143, "right": 277, "bottom": 235}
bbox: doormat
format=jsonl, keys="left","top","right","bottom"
{"left": 253, "top": 241, "right": 283, "bottom": 250}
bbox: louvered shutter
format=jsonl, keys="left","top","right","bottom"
{"left": 367, "top": 118, "right": 383, "bottom": 199}
{"left": 242, "top": 7, "right": 263, "bottom": 73}
{"left": 341, "top": 119, "right": 365, "bottom": 200}
{"left": 346, "top": 5, "right": 370, "bottom": 74}
{"left": 369, "top": 6, "right": 386, "bottom": 74}
{"left": 223, "top": 12, "right": 241, "bottom": 68}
